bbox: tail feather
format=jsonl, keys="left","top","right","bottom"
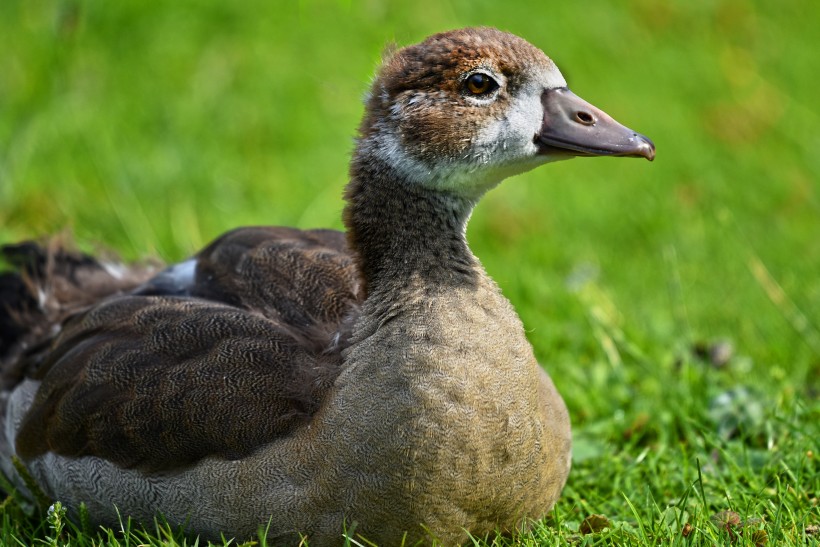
{"left": 0, "top": 270, "right": 38, "bottom": 355}
{"left": 0, "top": 239, "right": 160, "bottom": 386}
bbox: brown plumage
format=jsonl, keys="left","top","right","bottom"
{"left": 6, "top": 228, "right": 360, "bottom": 472}
{"left": 0, "top": 240, "right": 158, "bottom": 390}
{"left": 0, "top": 27, "right": 654, "bottom": 545}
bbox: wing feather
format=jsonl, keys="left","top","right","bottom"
{"left": 13, "top": 227, "right": 361, "bottom": 472}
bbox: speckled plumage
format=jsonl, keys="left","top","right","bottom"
{"left": 0, "top": 27, "right": 653, "bottom": 545}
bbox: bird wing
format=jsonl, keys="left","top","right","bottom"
{"left": 12, "top": 227, "right": 361, "bottom": 472}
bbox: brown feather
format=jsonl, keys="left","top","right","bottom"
{"left": 12, "top": 227, "right": 361, "bottom": 472}
{"left": 0, "top": 238, "right": 158, "bottom": 389}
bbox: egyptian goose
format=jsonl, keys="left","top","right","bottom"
{"left": 0, "top": 27, "right": 654, "bottom": 545}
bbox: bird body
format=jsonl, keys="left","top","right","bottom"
{"left": 0, "top": 27, "right": 653, "bottom": 545}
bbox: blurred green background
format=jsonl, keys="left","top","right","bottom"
{"left": 1, "top": 0, "right": 818, "bottom": 426}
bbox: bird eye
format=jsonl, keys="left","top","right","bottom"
{"left": 465, "top": 73, "right": 498, "bottom": 96}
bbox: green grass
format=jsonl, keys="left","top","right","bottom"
{"left": 1, "top": 0, "right": 818, "bottom": 545}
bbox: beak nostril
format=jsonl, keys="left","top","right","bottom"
{"left": 575, "top": 111, "right": 595, "bottom": 125}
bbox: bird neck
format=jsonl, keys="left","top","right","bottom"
{"left": 343, "top": 154, "right": 481, "bottom": 298}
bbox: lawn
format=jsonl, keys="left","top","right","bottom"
{"left": 1, "top": 0, "right": 818, "bottom": 545}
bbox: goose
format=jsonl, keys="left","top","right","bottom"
{"left": 0, "top": 27, "right": 654, "bottom": 545}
